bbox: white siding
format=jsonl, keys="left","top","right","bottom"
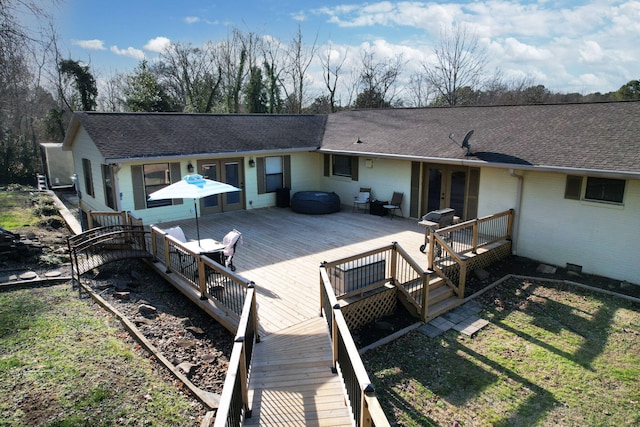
{"left": 480, "top": 168, "right": 640, "bottom": 284}
{"left": 71, "top": 128, "right": 109, "bottom": 213}
{"left": 321, "top": 156, "right": 412, "bottom": 215}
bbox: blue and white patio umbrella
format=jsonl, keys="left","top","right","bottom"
{"left": 147, "top": 173, "right": 241, "bottom": 243}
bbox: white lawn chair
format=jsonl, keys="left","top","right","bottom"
{"left": 222, "top": 229, "right": 242, "bottom": 271}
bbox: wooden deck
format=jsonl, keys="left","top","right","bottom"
{"left": 244, "top": 317, "right": 353, "bottom": 426}
{"left": 156, "top": 207, "right": 428, "bottom": 425}
{"left": 156, "top": 207, "right": 430, "bottom": 337}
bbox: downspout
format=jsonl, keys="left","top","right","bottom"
{"left": 509, "top": 169, "right": 523, "bottom": 255}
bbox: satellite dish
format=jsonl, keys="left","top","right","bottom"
{"left": 461, "top": 130, "right": 474, "bottom": 155}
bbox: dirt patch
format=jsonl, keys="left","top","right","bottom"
{"left": 82, "top": 260, "right": 234, "bottom": 395}
{"left": 2, "top": 215, "right": 233, "bottom": 408}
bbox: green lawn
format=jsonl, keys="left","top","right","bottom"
{"left": 364, "top": 279, "right": 640, "bottom": 426}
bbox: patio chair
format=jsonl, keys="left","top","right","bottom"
{"left": 383, "top": 192, "right": 404, "bottom": 219}
{"left": 352, "top": 191, "right": 371, "bottom": 213}
{"left": 161, "top": 226, "right": 193, "bottom": 274}
{"left": 221, "top": 229, "right": 242, "bottom": 271}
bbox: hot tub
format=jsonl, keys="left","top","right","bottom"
{"left": 290, "top": 191, "right": 341, "bottom": 214}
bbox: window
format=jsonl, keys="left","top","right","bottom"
{"left": 82, "top": 158, "right": 94, "bottom": 197}
{"left": 144, "top": 163, "right": 171, "bottom": 208}
{"left": 265, "top": 156, "right": 283, "bottom": 193}
{"left": 101, "top": 164, "right": 117, "bottom": 209}
{"left": 564, "top": 175, "right": 626, "bottom": 204}
{"left": 584, "top": 177, "right": 625, "bottom": 203}
{"left": 332, "top": 155, "right": 352, "bottom": 178}
{"left": 564, "top": 175, "right": 582, "bottom": 200}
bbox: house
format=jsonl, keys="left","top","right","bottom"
{"left": 62, "top": 102, "right": 640, "bottom": 284}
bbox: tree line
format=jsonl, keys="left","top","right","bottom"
{"left": 1, "top": 0, "right": 639, "bottom": 185}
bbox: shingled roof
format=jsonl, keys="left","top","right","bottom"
{"left": 321, "top": 101, "right": 640, "bottom": 176}
{"left": 66, "top": 102, "right": 640, "bottom": 177}
{"left": 67, "top": 112, "right": 327, "bottom": 161}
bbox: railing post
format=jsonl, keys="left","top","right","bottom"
{"left": 163, "top": 235, "right": 171, "bottom": 273}
{"left": 238, "top": 337, "right": 251, "bottom": 417}
{"left": 458, "top": 258, "right": 467, "bottom": 298}
{"left": 198, "top": 257, "right": 207, "bottom": 299}
{"left": 331, "top": 303, "right": 339, "bottom": 373}
{"left": 87, "top": 211, "right": 94, "bottom": 230}
{"left": 472, "top": 219, "right": 479, "bottom": 253}
{"left": 421, "top": 270, "right": 430, "bottom": 322}
{"left": 427, "top": 231, "right": 435, "bottom": 270}
{"left": 507, "top": 208, "right": 515, "bottom": 240}
{"left": 390, "top": 242, "right": 398, "bottom": 285}
{"left": 249, "top": 282, "right": 260, "bottom": 343}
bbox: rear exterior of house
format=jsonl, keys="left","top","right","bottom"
{"left": 63, "top": 102, "right": 640, "bottom": 284}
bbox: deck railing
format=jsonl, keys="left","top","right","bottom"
{"left": 149, "top": 225, "right": 254, "bottom": 324}
{"left": 68, "top": 224, "right": 152, "bottom": 282}
{"left": 213, "top": 285, "right": 258, "bottom": 427}
{"left": 320, "top": 266, "right": 391, "bottom": 427}
{"left": 322, "top": 243, "right": 431, "bottom": 321}
{"left": 428, "top": 209, "right": 514, "bottom": 298}
{"left": 86, "top": 210, "right": 142, "bottom": 229}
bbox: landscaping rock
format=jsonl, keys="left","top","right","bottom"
{"left": 113, "top": 291, "right": 131, "bottom": 300}
{"left": 18, "top": 271, "right": 38, "bottom": 280}
{"left": 474, "top": 268, "right": 490, "bottom": 281}
{"left": 139, "top": 304, "right": 157, "bottom": 315}
{"left": 536, "top": 264, "right": 557, "bottom": 274}
{"left": 177, "top": 361, "right": 197, "bottom": 375}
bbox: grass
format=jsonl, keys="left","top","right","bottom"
{"left": 0, "top": 190, "right": 203, "bottom": 426}
{"left": 363, "top": 279, "right": 640, "bottom": 426}
{"left": 0, "top": 284, "right": 202, "bottom": 426}
{"left": 0, "top": 190, "right": 41, "bottom": 230}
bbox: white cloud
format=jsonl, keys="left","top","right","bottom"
{"left": 185, "top": 16, "right": 200, "bottom": 24}
{"left": 144, "top": 36, "right": 171, "bottom": 53}
{"left": 291, "top": 11, "right": 307, "bottom": 22}
{"left": 110, "top": 45, "right": 145, "bottom": 61}
{"left": 579, "top": 40, "right": 604, "bottom": 63}
{"left": 73, "top": 39, "right": 106, "bottom": 50}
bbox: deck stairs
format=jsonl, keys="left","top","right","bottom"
{"left": 397, "top": 276, "right": 463, "bottom": 322}
{"left": 244, "top": 317, "right": 353, "bottom": 426}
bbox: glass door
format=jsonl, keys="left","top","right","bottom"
{"left": 198, "top": 158, "right": 244, "bottom": 215}
{"left": 422, "top": 165, "right": 472, "bottom": 220}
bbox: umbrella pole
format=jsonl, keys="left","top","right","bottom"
{"left": 194, "top": 199, "right": 201, "bottom": 244}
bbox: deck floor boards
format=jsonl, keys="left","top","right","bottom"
{"left": 155, "top": 207, "right": 432, "bottom": 425}
{"left": 157, "top": 207, "right": 429, "bottom": 336}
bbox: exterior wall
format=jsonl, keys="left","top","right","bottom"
{"left": 245, "top": 151, "right": 322, "bottom": 210}
{"left": 321, "top": 156, "right": 412, "bottom": 216}
{"left": 71, "top": 127, "right": 110, "bottom": 214}
{"left": 479, "top": 168, "right": 640, "bottom": 284}
{"left": 116, "top": 151, "right": 323, "bottom": 225}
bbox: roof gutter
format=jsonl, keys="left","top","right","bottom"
{"left": 318, "top": 149, "right": 640, "bottom": 180}
{"left": 104, "top": 146, "right": 319, "bottom": 164}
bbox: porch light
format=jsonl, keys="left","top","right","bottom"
{"left": 187, "top": 162, "right": 194, "bottom": 173}
{"left": 248, "top": 158, "right": 255, "bottom": 168}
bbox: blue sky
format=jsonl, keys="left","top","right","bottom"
{"left": 53, "top": 0, "right": 640, "bottom": 104}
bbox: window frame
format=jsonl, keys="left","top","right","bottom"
{"left": 564, "top": 175, "right": 626, "bottom": 205}
{"left": 101, "top": 164, "right": 117, "bottom": 209}
{"left": 82, "top": 158, "right": 94, "bottom": 197}
{"left": 332, "top": 154, "right": 352, "bottom": 178}
{"left": 584, "top": 177, "right": 626, "bottom": 204}
{"left": 143, "top": 163, "right": 172, "bottom": 208}
{"left": 264, "top": 156, "right": 284, "bottom": 193}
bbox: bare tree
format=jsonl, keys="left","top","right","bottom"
{"left": 281, "top": 26, "right": 318, "bottom": 114}
{"left": 406, "top": 72, "right": 432, "bottom": 107}
{"left": 261, "top": 36, "right": 285, "bottom": 113}
{"left": 423, "top": 25, "right": 488, "bottom": 106}
{"left": 156, "top": 41, "right": 222, "bottom": 113}
{"left": 318, "top": 43, "right": 347, "bottom": 112}
{"left": 353, "top": 49, "right": 403, "bottom": 108}
{"left": 216, "top": 29, "right": 262, "bottom": 113}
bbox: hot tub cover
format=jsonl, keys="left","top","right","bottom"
{"left": 290, "top": 191, "right": 341, "bottom": 214}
